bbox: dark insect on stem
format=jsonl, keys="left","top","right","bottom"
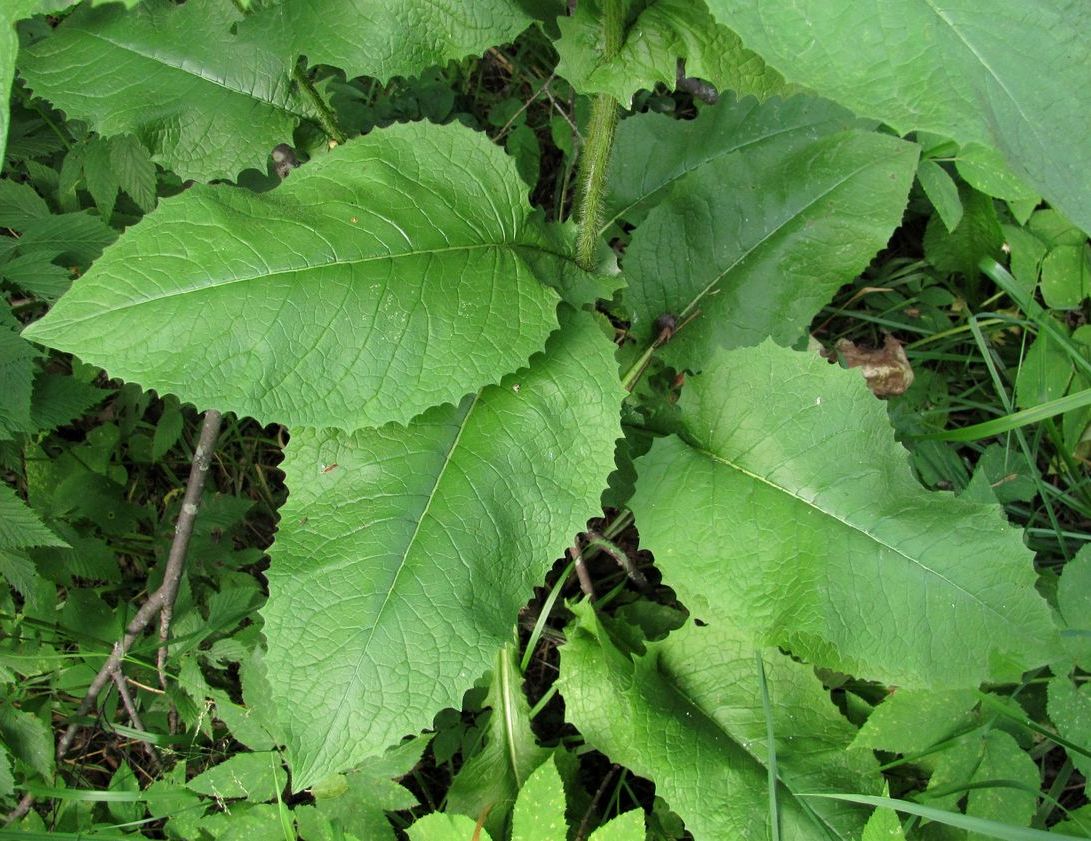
{"left": 653, "top": 312, "right": 677, "bottom": 345}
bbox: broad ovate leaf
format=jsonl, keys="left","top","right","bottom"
{"left": 263, "top": 311, "right": 623, "bottom": 788}
{"left": 24, "top": 122, "right": 565, "bottom": 430}
{"left": 558, "top": 604, "right": 881, "bottom": 840}
{"left": 243, "top": 0, "right": 532, "bottom": 82}
{"left": 553, "top": 0, "right": 792, "bottom": 106}
{"left": 605, "top": 92, "right": 862, "bottom": 230}
{"left": 704, "top": 0, "right": 1091, "bottom": 236}
{"left": 623, "top": 130, "right": 917, "bottom": 368}
{"left": 18, "top": 0, "right": 310, "bottom": 182}
{"left": 630, "top": 342, "right": 1059, "bottom": 686}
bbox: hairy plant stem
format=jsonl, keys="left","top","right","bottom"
{"left": 574, "top": 96, "right": 619, "bottom": 271}
{"left": 573, "top": 0, "right": 624, "bottom": 272}
{"left": 293, "top": 64, "right": 347, "bottom": 145}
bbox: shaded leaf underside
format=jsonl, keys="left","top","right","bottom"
{"left": 242, "top": 0, "right": 533, "bottom": 82}
{"left": 604, "top": 92, "right": 863, "bottom": 230}
{"left": 706, "top": 0, "right": 1091, "bottom": 235}
{"left": 624, "top": 129, "right": 918, "bottom": 366}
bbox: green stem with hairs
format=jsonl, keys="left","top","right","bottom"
{"left": 574, "top": 0, "right": 624, "bottom": 272}
{"left": 293, "top": 64, "right": 347, "bottom": 145}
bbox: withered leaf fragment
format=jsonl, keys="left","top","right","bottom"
{"left": 836, "top": 334, "right": 914, "bottom": 397}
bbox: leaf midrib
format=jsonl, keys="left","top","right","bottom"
{"left": 651, "top": 651, "right": 849, "bottom": 840}
{"left": 42, "top": 241, "right": 520, "bottom": 330}
{"left": 692, "top": 445, "right": 1010, "bottom": 623}
{"left": 676, "top": 148, "right": 890, "bottom": 320}
{"left": 918, "top": 0, "right": 1040, "bottom": 148}
{"left": 326, "top": 395, "right": 481, "bottom": 736}
{"left": 498, "top": 647, "right": 526, "bottom": 786}
{"left": 74, "top": 28, "right": 304, "bottom": 119}
{"left": 602, "top": 108, "right": 825, "bottom": 232}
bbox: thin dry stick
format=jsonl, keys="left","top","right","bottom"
{"left": 157, "top": 410, "right": 223, "bottom": 713}
{"left": 112, "top": 671, "right": 145, "bottom": 732}
{"left": 575, "top": 763, "right": 620, "bottom": 841}
{"left": 3, "top": 410, "right": 223, "bottom": 827}
{"left": 113, "top": 672, "right": 161, "bottom": 773}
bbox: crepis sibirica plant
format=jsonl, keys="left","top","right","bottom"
{"left": 3, "top": 0, "right": 1091, "bottom": 838}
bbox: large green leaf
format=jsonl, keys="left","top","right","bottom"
{"left": 630, "top": 342, "right": 1058, "bottom": 687}
{"left": 24, "top": 122, "right": 566, "bottom": 430}
{"left": 262, "top": 311, "right": 623, "bottom": 788}
{"left": 623, "top": 130, "right": 917, "bottom": 368}
{"left": 1, "top": 2, "right": 40, "bottom": 166}
{"left": 446, "top": 645, "right": 550, "bottom": 839}
{"left": 605, "top": 92, "right": 862, "bottom": 230}
{"left": 242, "top": 0, "right": 532, "bottom": 82}
{"left": 553, "top": 0, "right": 791, "bottom": 106}
{"left": 18, "top": 0, "right": 310, "bottom": 182}
{"left": 558, "top": 603, "right": 880, "bottom": 840}
{"left": 704, "top": 0, "right": 1091, "bottom": 236}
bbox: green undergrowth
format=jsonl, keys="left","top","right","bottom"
{"left": 2, "top": 2, "right": 1091, "bottom": 840}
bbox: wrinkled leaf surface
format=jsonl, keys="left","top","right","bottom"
{"left": 25, "top": 123, "right": 565, "bottom": 429}
{"left": 263, "top": 312, "right": 622, "bottom": 787}
{"left": 630, "top": 342, "right": 1058, "bottom": 686}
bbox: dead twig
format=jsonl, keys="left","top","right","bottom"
{"left": 575, "top": 763, "right": 621, "bottom": 841}
{"left": 157, "top": 410, "right": 222, "bottom": 726}
{"left": 3, "top": 409, "right": 223, "bottom": 827}
{"left": 113, "top": 672, "right": 161, "bottom": 773}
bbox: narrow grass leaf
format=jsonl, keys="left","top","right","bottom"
{"left": 801, "top": 793, "right": 1088, "bottom": 841}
